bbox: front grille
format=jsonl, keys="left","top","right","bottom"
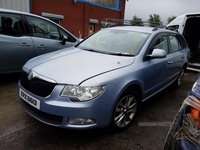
{"left": 20, "top": 71, "right": 56, "bottom": 97}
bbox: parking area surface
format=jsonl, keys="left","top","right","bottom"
{"left": 0, "top": 71, "right": 198, "bottom": 150}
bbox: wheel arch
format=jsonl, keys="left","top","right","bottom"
{"left": 112, "top": 81, "right": 143, "bottom": 110}
{"left": 126, "top": 84, "right": 142, "bottom": 101}
{"left": 109, "top": 82, "right": 143, "bottom": 131}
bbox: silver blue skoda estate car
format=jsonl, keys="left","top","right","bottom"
{"left": 18, "top": 21, "right": 190, "bottom": 131}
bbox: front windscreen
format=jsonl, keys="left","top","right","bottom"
{"left": 77, "top": 29, "right": 149, "bottom": 56}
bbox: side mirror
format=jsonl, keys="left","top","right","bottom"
{"left": 61, "top": 35, "right": 68, "bottom": 45}
{"left": 146, "top": 49, "right": 167, "bottom": 59}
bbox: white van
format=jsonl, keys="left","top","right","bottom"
{"left": 167, "top": 12, "right": 200, "bottom": 71}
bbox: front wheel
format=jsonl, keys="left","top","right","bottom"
{"left": 110, "top": 88, "right": 140, "bottom": 131}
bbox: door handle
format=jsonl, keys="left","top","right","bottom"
{"left": 20, "top": 43, "right": 30, "bottom": 47}
{"left": 181, "top": 55, "right": 185, "bottom": 58}
{"left": 37, "top": 45, "right": 46, "bottom": 49}
{"left": 168, "top": 60, "right": 173, "bottom": 64}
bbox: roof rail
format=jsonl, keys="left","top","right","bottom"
{"left": 152, "top": 26, "right": 179, "bottom": 32}
{"left": 101, "top": 18, "right": 162, "bottom": 28}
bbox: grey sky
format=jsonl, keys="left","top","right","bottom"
{"left": 124, "top": 0, "right": 200, "bottom": 25}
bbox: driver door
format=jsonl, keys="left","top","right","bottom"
{"left": 142, "top": 34, "right": 171, "bottom": 98}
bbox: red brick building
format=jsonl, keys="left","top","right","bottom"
{"left": 30, "top": 0, "right": 127, "bottom": 38}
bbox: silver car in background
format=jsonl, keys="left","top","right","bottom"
{"left": 0, "top": 8, "right": 80, "bottom": 74}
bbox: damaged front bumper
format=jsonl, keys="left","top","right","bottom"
{"left": 164, "top": 96, "right": 200, "bottom": 150}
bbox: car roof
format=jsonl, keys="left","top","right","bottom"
{"left": 0, "top": 8, "right": 33, "bottom": 15}
{"left": 108, "top": 26, "right": 154, "bottom": 33}
{"left": 104, "top": 25, "right": 176, "bottom": 34}
{"left": 0, "top": 8, "right": 51, "bottom": 22}
{"left": 0, "top": 8, "right": 79, "bottom": 39}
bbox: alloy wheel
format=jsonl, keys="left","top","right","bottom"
{"left": 114, "top": 94, "right": 137, "bottom": 128}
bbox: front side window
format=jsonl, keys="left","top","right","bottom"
{"left": 25, "top": 16, "right": 60, "bottom": 40}
{"left": 0, "top": 13, "right": 24, "bottom": 36}
{"left": 59, "top": 28, "right": 76, "bottom": 43}
{"left": 78, "top": 29, "right": 149, "bottom": 56}
{"left": 152, "top": 35, "right": 168, "bottom": 53}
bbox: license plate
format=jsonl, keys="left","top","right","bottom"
{"left": 19, "top": 88, "right": 40, "bottom": 110}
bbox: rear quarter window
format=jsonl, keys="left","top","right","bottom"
{"left": 178, "top": 34, "right": 187, "bottom": 49}
{"left": 168, "top": 25, "right": 179, "bottom": 31}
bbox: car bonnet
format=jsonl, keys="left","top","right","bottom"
{"left": 23, "top": 48, "right": 135, "bottom": 84}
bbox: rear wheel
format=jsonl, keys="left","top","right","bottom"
{"left": 173, "top": 67, "right": 185, "bottom": 88}
{"left": 110, "top": 88, "right": 140, "bottom": 131}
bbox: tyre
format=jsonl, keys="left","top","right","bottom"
{"left": 110, "top": 88, "right": 140, "bottom": 131}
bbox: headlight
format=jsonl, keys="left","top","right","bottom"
{"left": 61, "top": 85, "right": 106, "bottom": 101}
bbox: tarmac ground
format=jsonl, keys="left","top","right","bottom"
{"left": 0, "top": 70, "right": 198, "bottom": 150}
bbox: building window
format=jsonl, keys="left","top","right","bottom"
{"left": 41, "top": 12, "right": 64, "bottom": 25}
{"left": 89, "top": 0, "right": 117, "bottom": 8}
{"left": 49, "top": 19, "right": 60, "bottom": 25}
{"left": 78, "top": 0, "right": 120, "bottom": 10}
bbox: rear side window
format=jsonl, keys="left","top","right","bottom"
{"left": 169, "top": 34, "right": 187, "bottom": 53}
{"left": 0, "top": 13, "right": 24, "bottom": 36}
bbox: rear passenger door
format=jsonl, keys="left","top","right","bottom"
{"left": 25, "top": 15, "right": 77, "bottom": 56}
{"left": 167, "top": 34, "right": 186, "bottom": 80}
{"left": 0, "top": 12, "right": 34, "bottom": 73}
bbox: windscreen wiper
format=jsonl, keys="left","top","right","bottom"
{"left": 110, "top": 52, "right": 134, "bottom": 56}
{"left": 81, "top": 48, "right": 95, "bottom": 52}
{"left": 79, "top": 47, "right": 133, "bottom": 56}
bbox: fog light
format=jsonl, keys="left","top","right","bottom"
{"left": 68, "top": 117, "right": 95, "bottom": 125}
